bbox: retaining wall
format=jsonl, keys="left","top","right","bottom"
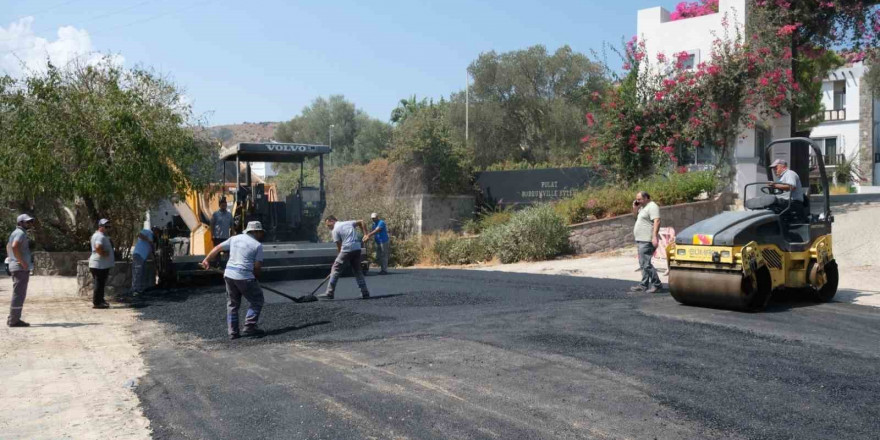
{"left": 32, "top": 252, "right": 91, "bottom": 276}
{"left": 404, "top": 194, "right": 475, "bottom": 235}
{"left": 76, "top": 260, "right": 156, "bottom": 299}
{"left": 568, "top": 193, "right": 736, "bottom": 255}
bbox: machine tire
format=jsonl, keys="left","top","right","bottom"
{"left": 811, "top": 260, "right": 839, "bottom": 303}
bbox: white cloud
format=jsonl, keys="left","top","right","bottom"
{"left": 0, "top": 17, "right": 123, "bottom": 77}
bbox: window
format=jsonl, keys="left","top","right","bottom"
{"left": 833, "top": 80, "right": 846, "bottom": 110}
{"left": 755, "top": 126, "right": 771, "bottom": 166}
{"left": 811, "top": 137, "right": 839, "bottom": 166}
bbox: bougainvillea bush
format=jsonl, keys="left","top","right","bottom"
{"left": 584, "top": 1, "right": 880, "bottom": 186}
{"left": 669, "top": 0, "right": 719, "bottom": 21}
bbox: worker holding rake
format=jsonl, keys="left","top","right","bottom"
{"left": 317, "top": 215, "right": 371, "bottom": 300}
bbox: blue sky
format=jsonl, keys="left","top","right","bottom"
{"left": 1, "top": 0, "right": 661, "bottom": 125}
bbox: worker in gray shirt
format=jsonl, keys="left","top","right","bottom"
{"left": 6, "top": 214, "right": 35, "bottom": 327}
{"left": 89, "top": 218, "right": 115, "bottom": 309}
{"left": 631, "top": 192, "right": 663, "bottom": 293}
{"left": 770, "top": 159, "right": 806, "bottom": 222}
{"left": 318, "top": 215, "right": 370, "bottom": 300}
{"left": 210, "top": 198, "right": 233, "bottom": 247}
{"left": 200, "top": 221, "right": 266, "bottom": 340}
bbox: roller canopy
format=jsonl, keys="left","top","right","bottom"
{"left": 219, "top": 143, "right": 331, "bottom": 163}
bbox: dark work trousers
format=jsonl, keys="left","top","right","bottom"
{"left": 326, "top": 250, "right": 368, "bottom": 295}
{"left": 637, "top": 241, "right": 662, "bottom": 289}
{"left": 90, "top": 268, "right": 110, "bottom": 305}
{"left": 224, "top": 277, "right": 265, "bottom": 336}
{"left": 8, "top": 270, "right": 29, "bottom": 325}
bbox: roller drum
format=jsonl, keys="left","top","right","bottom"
{"left": 669, "top": 269, "right": 766, "bottom": 311}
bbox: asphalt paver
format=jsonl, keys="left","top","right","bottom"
{"left": 133, "top": 269, "right": 880, "bottom": 439}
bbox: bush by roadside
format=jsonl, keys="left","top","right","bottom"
{"left": 554, "top": 171, "right": 716, "bottom": 224}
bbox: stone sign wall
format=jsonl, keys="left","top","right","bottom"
{"left": 568, "top": 193, "right": 736, "bottom": 255}
{"left": 476, "top": 167, "right": 600, "bottom": 207}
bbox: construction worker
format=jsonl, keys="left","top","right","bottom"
{"left": 89, "top": 219, "right": 115, "bottom": 309}
{"left": 6, "top": 214, "right": 34, "bottom": 327}
{"left": 129, "top": 228, "right": 154, "bottom": 297}
{"left": 318, "top": 215, "right": 370, "bottom": 300}
{"left": 211, "top": 197, "right": 233, "bottom": 247}
{"left": 363, "top": 212, "right": 390, "bottom": 275}
{"left": 200, "top": 221, "right": 266, "bottom": 340}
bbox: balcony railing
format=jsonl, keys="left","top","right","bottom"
{"left": 809, "top": 153, "right": 845, "bottom": 168}
{"left": 823, "top": 109, "right": 846, "bottom": 121}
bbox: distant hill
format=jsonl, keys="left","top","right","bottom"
{"left": 207, "top": 122, "right": 280, "bottom": 147}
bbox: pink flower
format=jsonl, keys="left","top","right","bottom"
{"left": 777, "top": 23, "right": 801, "bottom": 36}
{"left": 657, "top": 53, "right": 667, "bottom": 63}
{"left": 759, "top": 77, "right": 770, "bottom": 86}
{"left": 634, "top": 125, "right": 642, "bottom": 132}
{"left": 655, "top": 91, "right": 666, "bottom": 101}
{"left": 623, "top": 62, "right": 632, "bottom": 70}
{"left": 580, "top": 135, "right": 591, "bottom": 143}
{"left": 692, "top": 140, "right": 700, "bottom": 147}
{"left": 586, "top": 112, "right": 596, "bottom": 126}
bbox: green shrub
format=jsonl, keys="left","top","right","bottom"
{"left": 432, "top": 236, "right": 491, "bottom": 265}
{"left": 482, "top": 204, "right": 570, "bottom": 264}
{"left": 389, "top": 237, "right": 423, "bottom": 267}
{"left": 554, "top": 171, "right": 717, "bottom": 224}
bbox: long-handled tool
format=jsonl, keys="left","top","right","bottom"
{"left": 263, "top": 275, "right": 330, "bottom": 303}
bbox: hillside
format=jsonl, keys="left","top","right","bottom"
{"left": 207, "top": 121, "right": 280, "bottom": 147}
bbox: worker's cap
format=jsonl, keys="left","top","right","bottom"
{"left": 244, "top": 221, "right": 264, "bottom": 233}
{"left": 16, "top": 214, "right": 34, "bottom": 223}
{"left": 769, "top": 158, "right": 788, "bottom": 167}
{"left": 370, "top": 212, "right": 378, "bottom": 219}
{"left": 98, "top": 218, "right": 111, "bottom": 226}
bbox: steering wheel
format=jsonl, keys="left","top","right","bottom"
{"left": 761, "top": 186, "right": 784, "bottom": 195}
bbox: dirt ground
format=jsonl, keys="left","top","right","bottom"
{"left": 0, "top": 277, "right": 153, "bottom": 440}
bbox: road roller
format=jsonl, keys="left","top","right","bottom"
{"left": 666, "top": 137, "right": 838, "bottom": 311}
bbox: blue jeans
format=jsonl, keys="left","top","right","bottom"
{"left": 637, "top": 241, "right": 662, "bottom": 289}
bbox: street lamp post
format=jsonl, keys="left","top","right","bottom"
{"left": 329, "top": 124, "right": 335, "bottom": 168}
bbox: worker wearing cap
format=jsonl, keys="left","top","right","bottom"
{"left": 770, "top": 159, "right": 806, "bottom": 222}
{"left": 363, "top": 213, "right": 390, "bottom": 275}
{"left": 200, "top": 221, "right": 266, "bottom": 339}
{"left": 129, "top": 228, "right": 154, "bottom": 297}
{"left": 318, "top": 215, "right": 370, "bottom": 300}
{"left": 210, "top": 198, "right": 233, "bottom": 247}
{"left": 6, "top": 214, "right": 35, "bottom": 327}
{"left": 89, "top": 218, "right": 115, "bottom": 309}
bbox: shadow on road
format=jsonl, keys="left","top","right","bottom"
{"left": 265, "top": 320, "right": 331, "bottom": 337}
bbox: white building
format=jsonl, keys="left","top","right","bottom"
{"left": 636, "top": 0, "right": 879, "bottom": 195}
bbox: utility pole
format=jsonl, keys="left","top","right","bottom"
{"left": 465, "top": 69, "right": 469, "bottom": 143}
{"left": 329, "top": 124, "right": 334, "bottom": 168}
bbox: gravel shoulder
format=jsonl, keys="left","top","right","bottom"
{"left": 0, "top": 276, "right": 153, "bottom": 440}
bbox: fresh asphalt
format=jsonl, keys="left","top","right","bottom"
{"left": 133, "top": 269, "right": 880, "bottom": 440}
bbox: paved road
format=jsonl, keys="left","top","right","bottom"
{"left": 134, "top": 269, "right": 880, "bottom": 440}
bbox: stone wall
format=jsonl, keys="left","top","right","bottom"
{"left": 404, "top": 194, "right": 475, "bottom": 235}
{"left": 76, "top": 260, "right": 156, "bottom": 299}
{"left": 568, "top": 193, "right": 736, "bottom": 255}
{"left": 858, "top": 75, "right": 874, "bottom": 185}
{"left": 32, "top": 252, "right": 91, "bottom": 276}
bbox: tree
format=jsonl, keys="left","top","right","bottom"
{"left": 274, "top": 95, "right": 393, "bottom": 167}
{"left": 0, "top": 58, "right": 215, "bottom": 253}
{"left": 389, "top": 104, "right": 471, "bottom": 195}
{"left": 464, "top": 45, "right": 609, "bottom": 168}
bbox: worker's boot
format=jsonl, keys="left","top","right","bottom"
{"left": 317, "top": 291, "right": 334, "bottom": 300}
{"left": 361, "top": 290, "right": 371, "bottom": 299}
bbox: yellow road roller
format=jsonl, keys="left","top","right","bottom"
{"left": 666, "top": 137, "right": 838, "bottom": 311}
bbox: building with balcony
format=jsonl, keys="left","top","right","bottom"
{"left": 808, "top": 62, "right": 880, "bottom": 190}
{"left": 637, "top": 0, "right": 880, "bottom": 194}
